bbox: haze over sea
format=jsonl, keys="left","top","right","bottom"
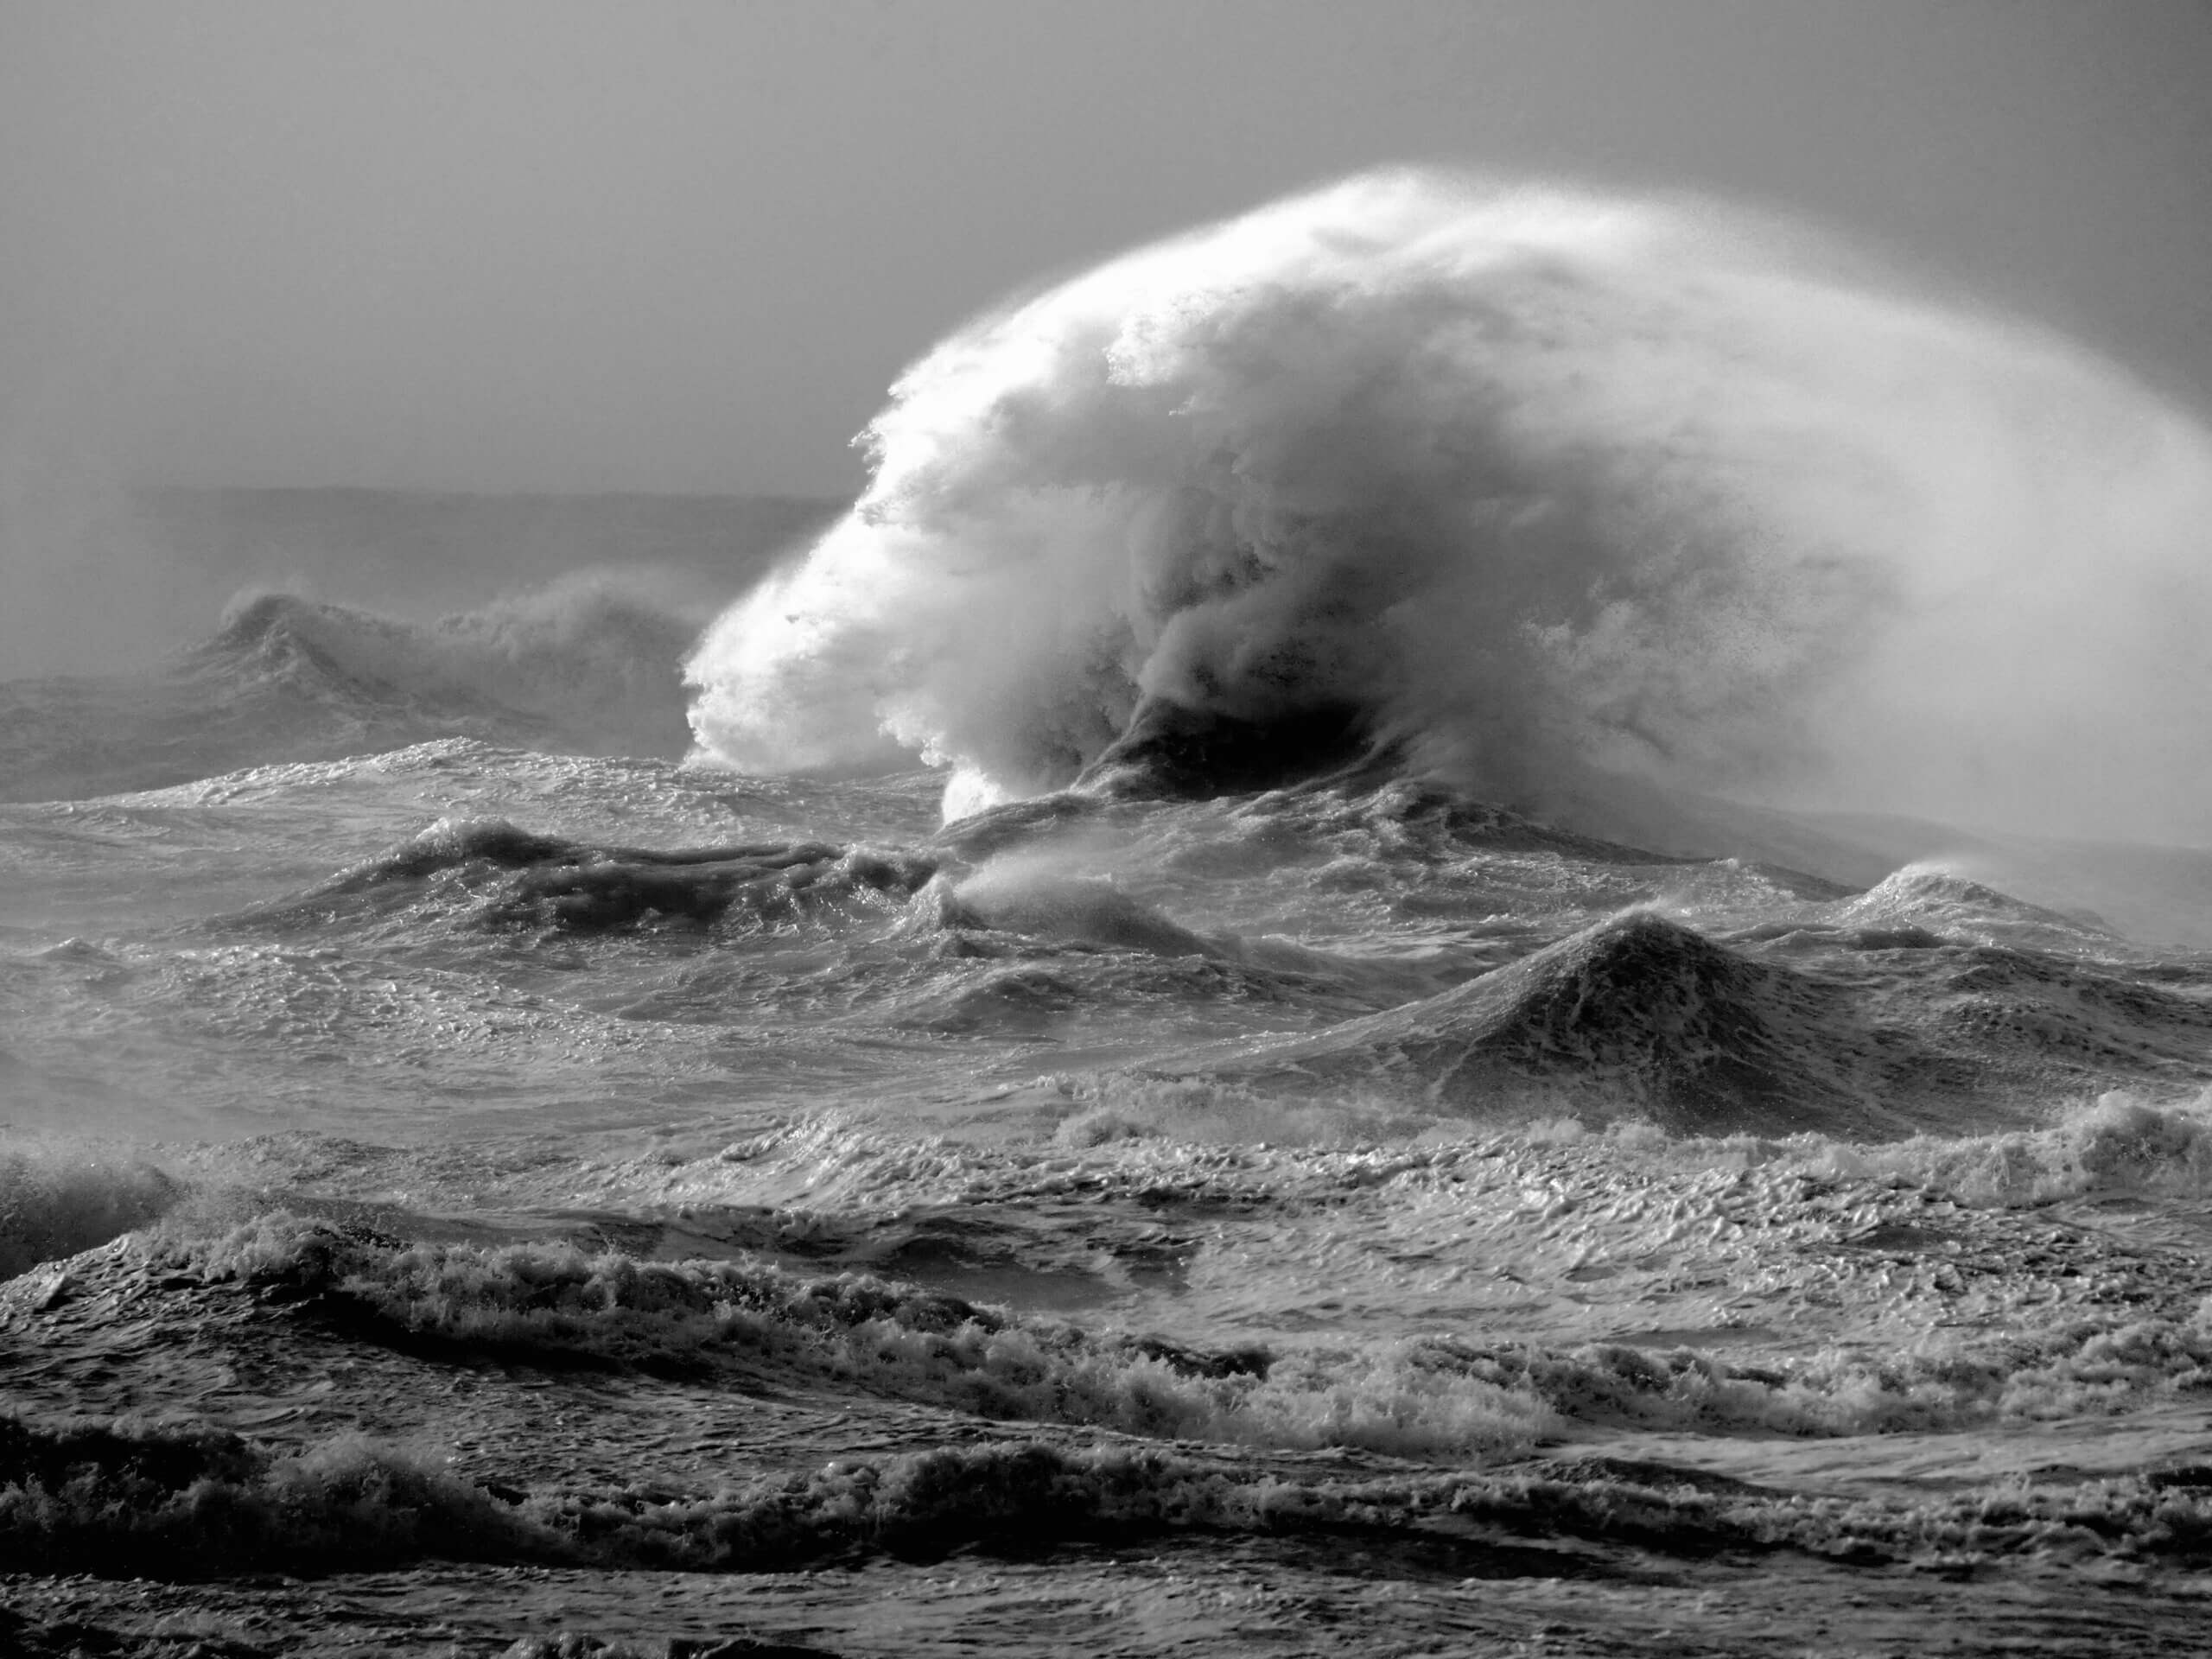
{"left": 8, "top": 170, "right": 2212, "bottom": 1657}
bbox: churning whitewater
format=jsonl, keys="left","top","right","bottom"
{"left": 687, "top": 169, "right": 2212, "bottom": 842}
{"left": 8, "top": 172, "right": 2212, "bottom": 1656}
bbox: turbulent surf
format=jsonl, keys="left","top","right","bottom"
{"left": 8, "top": 173, "right": 2212, "bottom": 1656}
{"left": 687, "top": 169, "right": 2212, "bottom": 845}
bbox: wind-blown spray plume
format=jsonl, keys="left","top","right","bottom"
{"left": 687, "top": 169, "right": 2212, "bottom": 840}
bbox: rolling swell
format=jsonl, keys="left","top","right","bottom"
{"left": 14, "top": 1217, "right": 2212, "bottom": 1580}
{"left": 1176, "top": 909, "right": 2212, "bottom": 1135}
{"left": 194, "top": 772, "right": 2212, "bottom": 1135}
{"left": 12, "top": 1408, "right": 2210, "bottom": 1578}
{"left": 1188, "top": 912, "right": 1921, "bottom": 1135}
{"left": 266, "top": 816, "right": 939, "bottom": 935}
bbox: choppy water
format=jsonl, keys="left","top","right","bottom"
{"left": 8, "top": 696, "right": 2212, "bottom": 1654}
{"left": 9, "top": 171, "right": 2212, "bottom": 1655}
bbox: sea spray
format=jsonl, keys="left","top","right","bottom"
{"left": 686, "top": 168, "right": 2212, "bottom": 843}
{"left": 0, "top": 1142, "right": 181, "bottom": 1279}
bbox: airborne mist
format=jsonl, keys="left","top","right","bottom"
{"left": 685, "top": 168, "right": 2212, "bottom": 846}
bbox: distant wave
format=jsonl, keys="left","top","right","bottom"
{"left": 0, "top": 575, "right": 710, "bottom": 801}
{"left": 686, "top": 168, "right": 2212, "bottom": 844}
{"left": 206, "top": 572, "right": 710, "bottom": 747}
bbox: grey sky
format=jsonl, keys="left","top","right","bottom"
{"left": 3, "top": 0, "right": 2209, "bottom": 496}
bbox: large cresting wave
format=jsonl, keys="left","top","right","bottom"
{"left": 686, "top": 168, "right": 2212, "bottom": 842}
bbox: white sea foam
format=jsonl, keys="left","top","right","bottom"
{"left": 686, "top": 168, "right": 2212, "bottom": 844}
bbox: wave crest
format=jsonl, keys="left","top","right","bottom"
{"left": 207, "top": 572, "right": 708, "bottom": 755}
{"left": 0, "top": 574, "right": 716, "bottom": 800}
{"left": 686, "top": 169, "right": 2212, "bottom": 840}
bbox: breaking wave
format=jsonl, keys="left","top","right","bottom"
{"left": 204, "top": 572, "right": 711, "bottom": 753}
{"left": 156, "top": 1211, "right": 2212, "bottom": 1454}
{"left": 0, "top": 1144, "right": 182, "bottom": 1280}
{"left": 10, "top": 1409, "right": 2210, "bottom": 1580}
{"left": 686, "top": 168, "right": 2212, "bottom": 842}
{"left": 12, "top": 1215, "right": 2211, "bottom": 1580}
{"left": 0, "top": 575, "right": 713, "bottom": 800}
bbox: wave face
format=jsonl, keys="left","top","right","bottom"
{"left": 687, "top": 169, "right": 2212, "bottom": 842}
{"left": 0, "top": 576, "right": 708, "bottom": 801}
{"left": 1192, "top": 905, "right": 2212, "bottom": 1136}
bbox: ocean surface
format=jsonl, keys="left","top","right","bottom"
{"left": 3, "top": 518, "right": 2210, "bottom": 1656}
{"left": 10, "top": 174, "right": 2212, "bottom": 1655}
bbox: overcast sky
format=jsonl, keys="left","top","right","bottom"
{"left": 4, "top": 0, "right": 2209, "bottom": 497}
